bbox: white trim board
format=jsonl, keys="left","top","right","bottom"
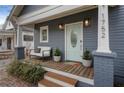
{"left": 42, "top": 67, "right": 94, "bottom": 85}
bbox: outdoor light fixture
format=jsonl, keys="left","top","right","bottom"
{"left": 59, "top": 24, "right": 64, "bottom": 30}
{"left": 84, "top": 17, "right": 91, "bottom": 27}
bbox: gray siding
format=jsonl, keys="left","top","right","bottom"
{"left": 93, "top": 52, "right": 116, "bottom": 87}
{"left": 109, "top": 6, "right": 124, "bottom": 83}
{"left": 83, "top": 13, "right": 97, "bottom": 52}
{"left": 35, "top": 22, "right": 65, "bottom": 59}
{"left": 34, "top": 9, "right": 98, "bottom": 60}
{"left": 19, "top": 5, "right": 48, "bottom": 16}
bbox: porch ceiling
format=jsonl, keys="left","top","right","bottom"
{"left": 17, "top": 5, "right": 97, "bottom": 25}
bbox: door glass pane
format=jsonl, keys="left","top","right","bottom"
{"left": 71, "top": 30, "right": 77, "bottom": 48}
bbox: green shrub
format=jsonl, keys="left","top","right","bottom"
{"left": 82, "top": 48, "right": 92, "bottom": 60}
{"left": 7, "top": 60, "right": 46, "bottom": 84}
{"left": 7, "top": 60, "right": 23, "bottom": 76}
{"left": 54, "top": 48, "right": 61, "bottom": 56}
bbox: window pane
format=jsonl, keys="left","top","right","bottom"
{"left": 42, "top": 29, "right": 47, "bottom": 41}
{"left": 24, "top": 35, "right": 33, "bottom": 41}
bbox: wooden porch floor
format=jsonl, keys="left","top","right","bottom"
{"left": 24, "top": 59, "right": 94, "bottom": 79}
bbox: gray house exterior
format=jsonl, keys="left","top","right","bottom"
{"left": 34, "top": 6, "right": 124, "bottom": 85}
{"left": 34, "top": 8, "right": 98, "bottom": 60}
{"left": 8, "top": 5, "right": 124, "bottom": 86}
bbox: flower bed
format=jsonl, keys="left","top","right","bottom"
{"left": 7, "top": 60, "right": 46, "bottom": 85}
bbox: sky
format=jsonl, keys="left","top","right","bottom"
{"left": 0, "top": 5, "right": 13, "bottom": 25}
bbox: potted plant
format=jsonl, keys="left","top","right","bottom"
{"left": 82, "top": 48, "right": 92, "bottom": 67}
{"left": 53, "top": 48, "right": 61, "bottom": 62}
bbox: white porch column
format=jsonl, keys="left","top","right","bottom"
{"left": 92, "top": 5, "right": 117, "bottom": 87}
{"left": 16, "top": 25, "right": 20, "bottom": 47}
{"left": 15, "top": 25, "right": 25, "bottom": 59}
{"left": 96, "top": 5, "right": 111, "bottom": 53}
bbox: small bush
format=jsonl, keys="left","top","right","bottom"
{"left": 82, "top": 48, "right": 92, "bottom": 60}
{"left": 7, "top": 60, "right": 46, "bottom": 84}
{"left": 54, "top": 48, "right": 61, "bottom": 56}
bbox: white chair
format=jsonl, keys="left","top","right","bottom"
{"left": 29, "top": 46, "right": 51, "bottom": 60}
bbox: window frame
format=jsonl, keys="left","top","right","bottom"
{"left": 40, "top": 26, "right": 49, "bottom": 43}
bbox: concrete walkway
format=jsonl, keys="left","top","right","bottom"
{"left": 0, "top": 59, "right": 11, "bottom": 69}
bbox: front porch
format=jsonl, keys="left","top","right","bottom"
{"left": 16, "top": 5, "right": 116, "bottom": 86}
{"left": 24, "top": 58, "right": 94, "bottom": 86}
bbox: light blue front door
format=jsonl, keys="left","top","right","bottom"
{"left": 66, "top": 22, "right": 83, "bottom": 62}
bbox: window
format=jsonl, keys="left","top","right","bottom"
{"left": 23, "top": 35, "right": 33, "bottom": 41}
{"left": 0, "top": 39, "right": 2, "bottom": 46}
{"left": 40, "top": 26, "right": 48, "bottom": 42}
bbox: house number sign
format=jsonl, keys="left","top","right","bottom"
{"left": 101, "top": 5, "right": 106, "bottom": 38}
{"left": 97, "top": 5, "right": 111, "bottom": 53}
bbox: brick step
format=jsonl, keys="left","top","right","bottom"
{"left": 38, "top": 79, "right": 62, "bottom": 87}
{"left": 44, "top": 72, "right": 77, "bottom": 87}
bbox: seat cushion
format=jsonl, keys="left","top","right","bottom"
{"left": 37, "top": 46, "right": 51, "bottom": 50}
{"left": 35, "top": 48, "right": 41, "bottom": 53}
{"left": 43, "top": 51, "right": 50, "bottom": 57}
{"left": 30, "top": 52, "right": 42, "bottom": 57}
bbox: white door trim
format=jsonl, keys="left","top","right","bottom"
{"left": 65, "top": 21, "right": 83, "bottom": 61}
